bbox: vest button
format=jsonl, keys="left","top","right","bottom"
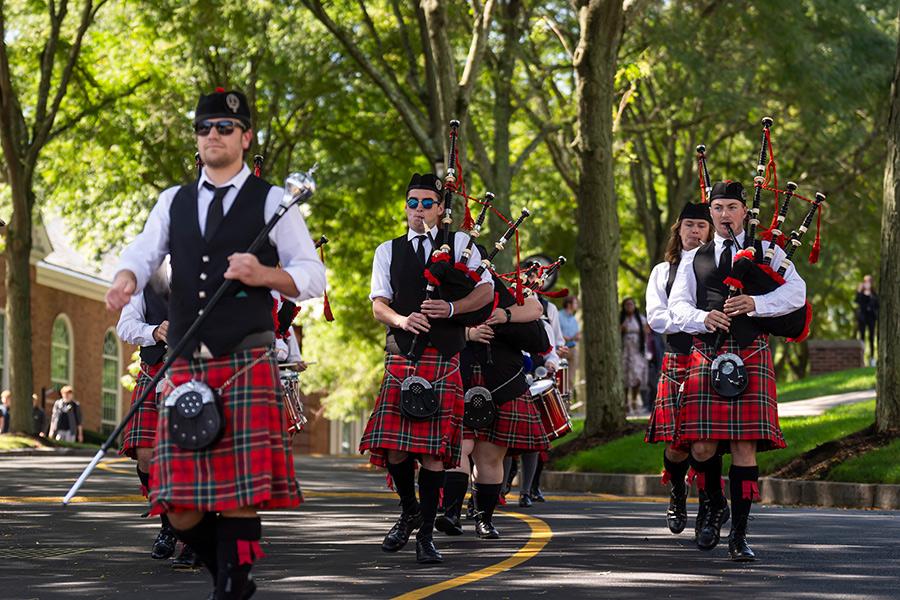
{"left": 199, "top": 273, "right": 207, "bottom": 280}
{"left": 198, "top": 309, "right": 204, "bottom": 315}
{"left": 199, "top": 291, "right": 207, "bottom": 299}
{"left": 202, "top": 255, "right": 210, "bottom": 263}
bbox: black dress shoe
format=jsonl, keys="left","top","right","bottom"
{"left": 434, "top": 513, "right": 463, "bottom": 536}
{"left": 205, "top": 578, "right": 257, "bottom": 600}
{"left": 530, "top": 488, "right": 546, "bottom": 502}
{"left": 151, "top": 527, "right": 177, "bottom": 560}
{"left": 728, "top": 521, "right": 757, "bottom": 562}
{"left": 475, "top": 518, "right": 500, "bottom": 539}
{"left": 382, "top": 512, "right": 423, "bottom": 553}
{"left": 415, "top": 536, "right": 443, "bottom": 564}
{"left": 696, "top": 501, "right": 731, "bottom": 551}
{"left": 666, "top": 485, "right": 688, "bottom": 534}
{"left": 518, "top": 493, "right": 533, "bottom": 508}
{"left": 694, "top": 490, "right": 709, "bottom": 541}
{"left": 171, "top": 543, "right": 200, "bottom": 570}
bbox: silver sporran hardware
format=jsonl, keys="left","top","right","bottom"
{"left": 710, "top": 352, "right": 749, "bottom": 398}
{"left": 463, "top": 386, "right": 497, "bottom": 430}
{"left": 165, "top": 380, "right": 224, "bottom": 450}
{"left": 400, "top": 375, "right": 440, "bottom": 420}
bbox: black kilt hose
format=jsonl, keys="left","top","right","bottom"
{"left": 675, "top": 336, "right": 785, "bottom": 451}
{"left": 644, "top": 352, "right": 691, "bottom": 452}
{"left": 359, "top": 348, "right": 464, "bottom": 469}
{"left": 463, "top": 364, "right": 549, "bottom": 453}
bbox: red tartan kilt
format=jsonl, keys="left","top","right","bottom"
{"left": 120, "top": 362, "right": 163, "bottom": 459}
{"left": 148, "top": 348, "right": 300, "bottom": 514}
{"left": 360, "top": 349, "right": 464, "bottom": 469}
{"left": 645, "top": 352, "right": 690, "bottom": 449}
{"left": 675, "top": 336, "right": 785, "bottom": 452}
{"left": 463, "top": 365, "right": 549, "bottom": 452}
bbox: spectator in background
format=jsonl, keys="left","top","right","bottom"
{"left": 49, "top": 386, "right": 83, "bottom": 443}
{"left": 855, "top": 275, "right": 879, "bottom": 366}
{"left": 0, "top": 390, "right": 10, "bottom": 433}
{"left": 643, "top": 328, "right": 665, "bottom": 412}
{"left": 32, "top": 394, "right": 46, "bottom": 437}
{"left": 620, "top": 297, "right": 649, "bottom": 416}
{"left": 559, "top": 296, "right": 581, "bottom": 396}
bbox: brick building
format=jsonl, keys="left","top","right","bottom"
{"left": 1, "top": 214, "right": 361, "bottom": 454}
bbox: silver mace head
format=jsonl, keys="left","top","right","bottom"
{"left": 282, "top": 164, "right": 318, "bottom": 206}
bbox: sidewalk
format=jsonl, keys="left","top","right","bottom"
{"left": 776, "top": 389, "right": 875, "bottom": 417}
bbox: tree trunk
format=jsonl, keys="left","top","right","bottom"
{"left": 5, "top": 178, "right": 34, "bottom": 434}
{"left": 574, "top": 0, "right": 626, "bottom": 437}
{"left": 877, "top": 7, "right": 900, "bottom": 433}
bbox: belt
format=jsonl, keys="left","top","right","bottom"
{"left": 192, "top": 331, "right": 276, "bottom": 359}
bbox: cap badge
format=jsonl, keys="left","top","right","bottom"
{"left": 226, "top": 93, "right": 240, "bottom": 113}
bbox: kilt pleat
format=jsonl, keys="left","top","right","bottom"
{"left": 675, "top": 336, "right": 785, "bottom": 452}
{"left": 360, "top": 349, "right": 464, "bottom": 469}
{"left": 464, "top": 365, "right": 549, "bottom": 452}
{"left": 644, "top": 352, "right": 690, "bottom": 445}
{"left": 120, "top": 362, "right": 163, "bottom": 459}
{"left": 149, "top": 348, "right": 300, "bottom": 514}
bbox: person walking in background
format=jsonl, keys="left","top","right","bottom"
{"left": 558, "top": 295, "right": 581, "bottom": 398}
{"left": 855, "top": 274, "right": 878, "bottom": 366}
{"left": 48, "top": 386, "right": 83, "bottom": 443}
{"left": 620, "top": 297, "right": 649, "bottom": 416}
{"left": 0, "top": 390, "right": 10, "bottom": 434}
{"left": 31, "top": 394, "right": 46, "bottom": 437}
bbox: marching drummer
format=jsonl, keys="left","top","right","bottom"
{"left": 669, "top": 180, "right": 806, "bottom": 561}
{"left": 359, "top": 172, "right": 492, "bottom": 564}
{"left": 106, "top": 87, "right": 325, "bottom": 598}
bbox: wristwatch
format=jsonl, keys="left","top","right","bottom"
{"left": 503, "top": 307, "right": 512, "bottom": 323}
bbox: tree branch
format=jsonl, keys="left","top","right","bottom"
{"left": 48, "top": 76, "right": 150, "bottom": 140}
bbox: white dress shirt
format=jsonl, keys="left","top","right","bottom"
{"left": 544, "top": 301, "right": 566, "bottom": 348}
{"left": 116, "top": 292, "right": 158, "bottom": 347}
{"left": 369, "top": 225, "right": 493, "bottom": 302}
{"left": 115, "top": 164, "right": 326, "bottom": 303}
{"left": 669, "top": 229, "right": 807, "bottom": 334}
{"left": 646, "top": 251, "right": 690, "bottom": 336}
{"left": 271, "top": 290, "right": 303, "bottom": 363}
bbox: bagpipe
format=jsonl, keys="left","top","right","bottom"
{"left": 699, "top": 117, "right": 827, "bottom": 346}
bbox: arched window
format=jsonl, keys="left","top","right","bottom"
{"left": 50, "top": 315, "right": 73, "bottom": 390}
{"left": 101, "top": 329, "right": 121, "bottom": 433}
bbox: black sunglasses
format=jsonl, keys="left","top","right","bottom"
{"left": 407, "top": 197, "right": 437, "bottom": 210}
{"left": 194, "top": 119, "right": 246, "bottom": 136}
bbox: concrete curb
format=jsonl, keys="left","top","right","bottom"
{"left": 543, "top": 471, "right": 900, "bottom": 510}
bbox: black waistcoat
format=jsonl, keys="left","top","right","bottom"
{"left": 168, "top": 175, "right": 278, "bottom": 358}
{"left": 663, "top": 259, "right": 693, "bottom": 355}
{"left": 693, "top": 239, "right": 764, "bottom": 348}
{"left": 140, "top": 284, "right": 169, "bottom": 365}
{"left": 384, "top": 232, "right": 466, "bottom": 359}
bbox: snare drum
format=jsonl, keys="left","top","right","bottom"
{"left": 555, "top": 359, "right": 570, "bottom": 400}
{"left": 279, "top": 367, "right": 307, "bottom": 436}
{"left": 529, "top": 379, "right": 572, "bottom": 440}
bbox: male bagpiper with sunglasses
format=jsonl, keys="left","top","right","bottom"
{"left": 669, "top": 181, "right": 806, "bottom": 561}
{"left": 106, "top": 88, "right": 326, "bottom": 599}
{"left": 360, "top": 174, "right": 493, "bottom": 563}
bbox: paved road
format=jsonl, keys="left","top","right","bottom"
{"left": 1, "top": 454, "right": 898, "bottom": 599}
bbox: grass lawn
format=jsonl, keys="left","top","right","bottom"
{"left": 777, "top": 367, "right": 875, "bottom": 403}
{"left": 552, "top": 401, "right": 876, "bottom": 478}
{"left": 828, "top": 438, "right": 900, "bottom": 484}
{"left": 0, "top": 434, "right": 43, "bottom": 451}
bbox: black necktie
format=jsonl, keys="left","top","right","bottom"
{"left": 415, "top": 234, "right": 427, "bottom": 266}
{"left": 203, "top": 182, "right": 231, "bottom": 242}
{"left": 719, "top": 239, "right": 734, "bottom": 273}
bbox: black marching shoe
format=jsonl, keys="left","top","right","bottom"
{"left": 518, "top": 493, "right": 533, "bottom": 508}
{"left": 434, "top": 513, "right": 463, "bottom": 536}
{"left": 728, "top": 519, "right": 757, "bottom": 562}
{"left": 151, "top": 527, "right": 177, "bottom": 560}
{"left": 530, "top": 488, "right": 546, "bottom": 502}
{"left": 415, "top": 535, "right": 443, "bottom": 564}
{"left": 171, "top": 543, "right": 200, "bottom": 570}
{"left": 382, "top": 512, "right": 424, "bottom": 553}
{"left": 666, "top": 485, "right": 688, "bottom": 534}
{"left": 205, "top": 577, "right": 257, "bottom": 600}
{"left": 475, "top": 516, "right": 500, "bottom": 540}
{"left": 696, "top": 501, "right": 731, "bottom": 551}
{"left": 694, "top": 490, "right": 709, "bottom": 541}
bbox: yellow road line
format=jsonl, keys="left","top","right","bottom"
{"left": 391, "top": 511, "right": 552, "bottom": 600}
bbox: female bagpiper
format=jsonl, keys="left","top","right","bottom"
{"left": 644, "top": 202, "right": 713, "bottom": 539}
